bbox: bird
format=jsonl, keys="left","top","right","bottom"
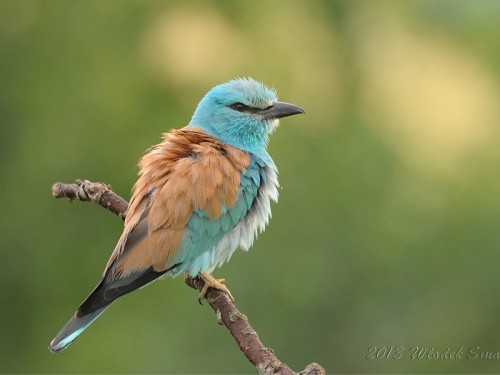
{"left": 49, "top": 77, "right": 304, "bottom": 353}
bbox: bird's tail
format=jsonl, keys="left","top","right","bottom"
{"left": 49, "top": 305, "right": 109, "bottom": 353}
{"left": 49, "top": 264, "right": 173, "bottom": 353}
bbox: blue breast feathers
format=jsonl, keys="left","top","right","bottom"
{"left": 172, "top": 153, "right": 279, "bottom": 276}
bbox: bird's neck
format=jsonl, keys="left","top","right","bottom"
{"left": 186, "top": 124, "right": 270, "bottom": 156}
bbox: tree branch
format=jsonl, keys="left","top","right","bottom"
{"left": 52, "top": 180, "right": 128, "bottom": 220}
{"left": 51, "top": 179, "right": 326, "bottom": 375}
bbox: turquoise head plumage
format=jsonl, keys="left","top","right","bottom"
{"left": 191, "top": 77, "right": 304, "bottom": 153}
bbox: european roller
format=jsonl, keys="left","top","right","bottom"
{"left": 49, "top": 77, "right": 304, "bottom": 353}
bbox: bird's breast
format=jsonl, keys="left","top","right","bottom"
{"left": 186, "top": 154, "right": 280, "bottom": 275}
{"left": 166, "top": 153, "right": 279, "bottom": 277}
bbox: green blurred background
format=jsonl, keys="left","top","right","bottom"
{"left": 2, "top": 0, "right": 500, "bottom": 373}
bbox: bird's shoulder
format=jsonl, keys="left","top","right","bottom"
{"left": 128, "top": 126, "right": 252, "bottom": 223}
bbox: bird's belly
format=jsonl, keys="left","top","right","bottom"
{"left": 168, "top": 212, "right": 253, "bottom": 277}
{"left": 167, "top": 158, "right": 279, "bottom": 277}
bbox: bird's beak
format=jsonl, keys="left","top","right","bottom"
{"left": 259, "top": 101, "right": 305, "bottom": 120}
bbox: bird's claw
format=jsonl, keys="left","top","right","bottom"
{"left": 198, "top": 272, "right": 234, "bottom": 302}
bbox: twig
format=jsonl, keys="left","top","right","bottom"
{"left": 51, "top": 179, "right": 326, "bottom": 375}
{"left": 51, "top": 179, "right": 128, "bottom": 220}
{"left": 184, "top": 276, "right": 325, "bottom": 375}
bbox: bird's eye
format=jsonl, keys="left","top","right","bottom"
{"left": 229, "top": 102, "right": 249, "bottom": 112}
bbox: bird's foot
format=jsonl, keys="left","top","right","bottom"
{"left": 198, "top": 272, "right": 234, "bottom": 302}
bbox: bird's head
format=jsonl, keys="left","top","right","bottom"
{"left": 190, "top": 78, "right": 304, "bottom": 153}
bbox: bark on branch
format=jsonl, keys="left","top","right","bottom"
{"left": 51, "top": 179, "right": 326, "bottom": 375}
{"left": 51, "top": 180, "right": 128, "bottom": 220}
